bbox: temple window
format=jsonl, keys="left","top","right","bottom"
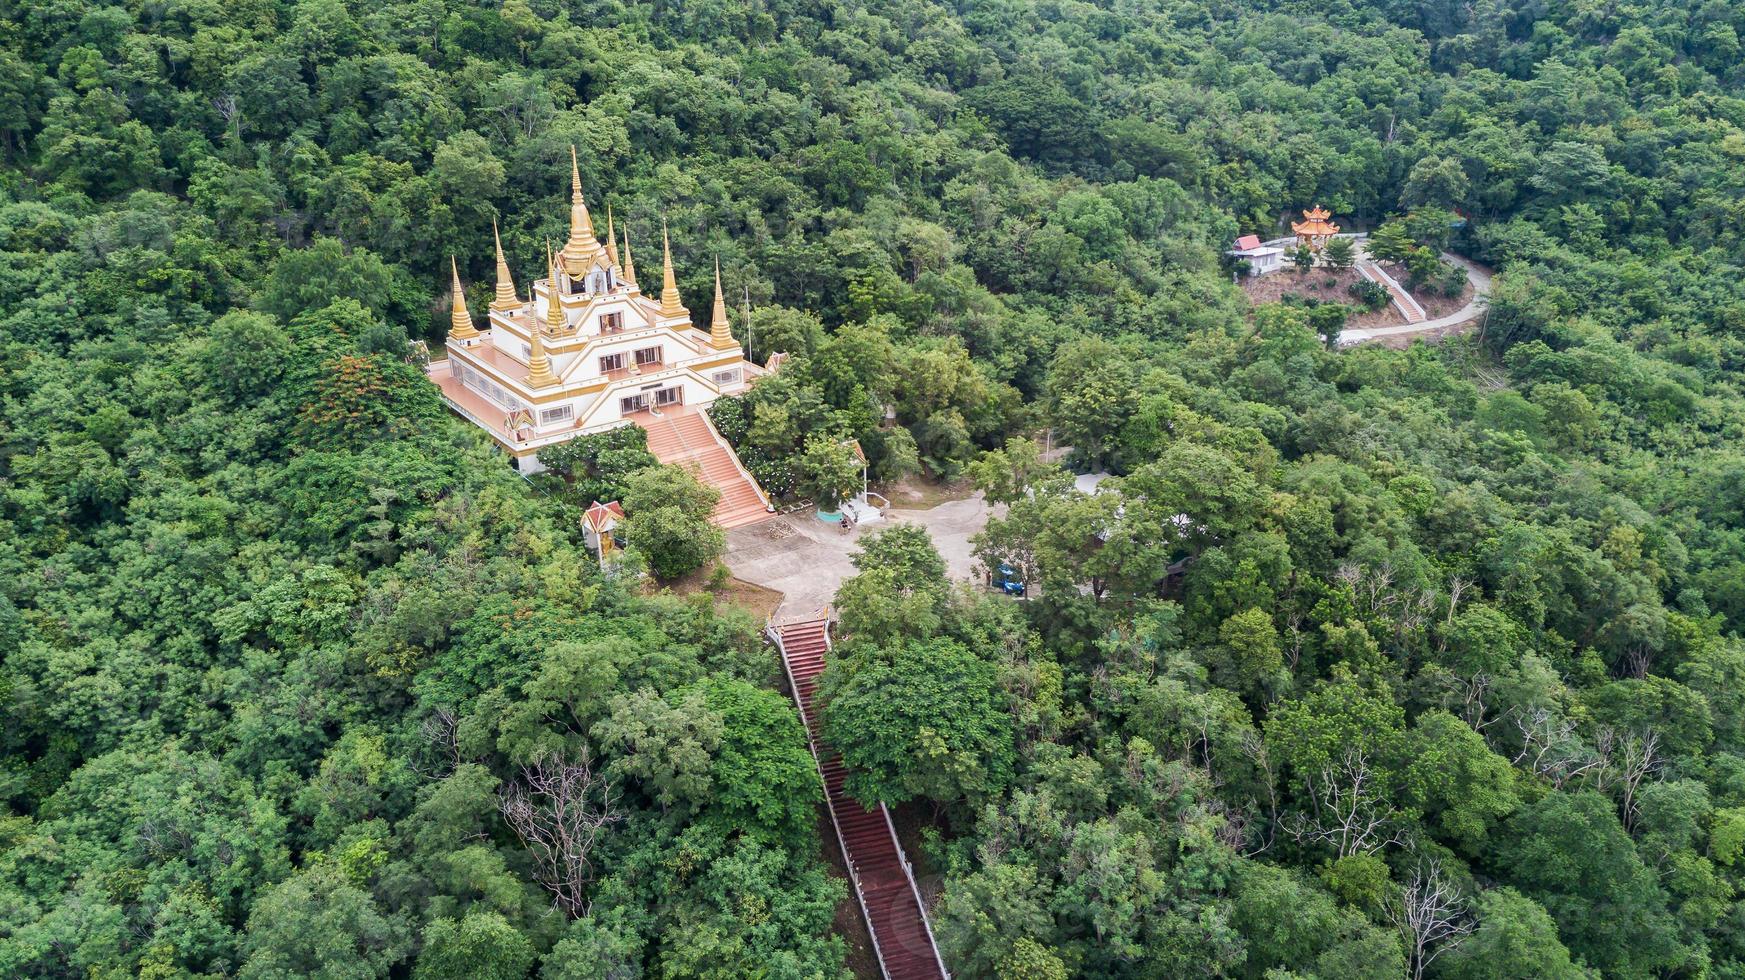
{"left": 600, "top": 352, "right": 626, "bottom": 373}
{"left": 601, "top": 311, "right": 624, "bottom": 333}
{"left": 712, "top": 368, "right": 741, "bottom": 386}
{"left": 539, "top": 405, "right": 574, "bottom": 425}
{"left": 634, "top": 346, "right": 662, "bottom": 366}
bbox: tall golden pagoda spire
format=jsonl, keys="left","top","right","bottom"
{"left": 709, "top": 259, "right": 734, "bottom": 349}
{"left": 561, "top": 146, "right": 600, "bottom": 272}
{"left": 491, "top": 220, "right": 518, "bottom": 312}
{"left": 658, "top": 219, "right": 687, "bottom": 319}
{"left": 621, "top": 228, "right": 637, "bottom": 285}
{"left": 605, "top": 206, "right": 621, "bottom": 270}
{"left": 449, "top": 256, "right": 479, "bottom": 341}
{"left": 526, "top": 254, "right": 560, "bottom": 388}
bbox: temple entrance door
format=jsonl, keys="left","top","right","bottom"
{"left": 620, "top": 394, "right": 649, "bottom": 415}
{"left": 654, "top": 387, "right": 682, "bottom": 409}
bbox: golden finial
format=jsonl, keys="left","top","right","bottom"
{"left": 491, "top": 220, "right": 518, "bottom": 312}
{"left": 621, "top": 228, "right": 636, "bottom": 285}
{"left": 709, "top": 258, "right": 734, "bottom": 349}
{"left": 449, "top": 256, "right": 479, "bottom": 341}
{"left": 526, "top": 253, "right": 560, "bottom": 388}
{"left": 658, "top": 219, "right": 687, "bottom": 319}
{"left": 605, "top": 206, "right": 621, "bottom": 270}
{"left": 546, "top": 253, "right": 567, "bottom": 335}
{"left": 562, "top": 146, "right": 599, "bottom": 272}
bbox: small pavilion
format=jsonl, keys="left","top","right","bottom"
{"left": 1291, "top": 206, "right": 1341, "bottom": 251}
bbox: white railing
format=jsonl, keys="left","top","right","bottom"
{"left": 881, "top": 802, "right": 952, "bottom": 979}
{"left": 767, "top": 620, "right": 890, "bottom": 978}
{"left": 699, "top": 411, "right": 775, "bottom": 512}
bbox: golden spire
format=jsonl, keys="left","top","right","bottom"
{"left": 491, "top": 220, "right": 518, "bottom": 312}
{"left": 449, "top": 256, "right": 479, "bottom": 341}
{"left": 658, "top": 219, "right": 687, "bottom": 319}
{"left": 605, "top": 206, "right": 621, "bottom": 270}
{"left": 546, "top": 253, "right": 567, "bottom": 335}
{"left": 709, "top": 258, "right": 734, "bottom": 349}
{"left": 621, "top": 228, "right": 636, "bottom": 285}
{"left": 562, "top": 146, "right": 600, "bottom": 271}
{"left": 526, "top": 254, "right": 560, "bottom": 388}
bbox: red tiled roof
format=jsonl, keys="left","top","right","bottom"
{"left": 1235, "top": 234, "right": 1262, "bottom": 250}
{"left": 583, "top": 500, "right": 624, "bottom": 532}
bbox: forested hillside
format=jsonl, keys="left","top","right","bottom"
{"left": 4, "top": 0, "right": 1745, "bottom": 976}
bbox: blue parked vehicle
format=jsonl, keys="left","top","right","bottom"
{"left": 992, "top": 563, "right": 1027, "bottom": 596}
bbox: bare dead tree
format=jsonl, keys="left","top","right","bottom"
{"left": 413, "top": 707, "right": 463, "bottom": 778}
{"left": 1239, "top": 730, "right": 1281, "bottom": 857}
{"left": 500, "top": 749, "right": 623, "bottom": 917}
{"left": 1336, "top": 560, "right": 1438, "bottom": 645}
{"left": 1443, "top": 576, "right": 1471, "bottom": 629}
{"left": 1387, "top": 858, "right": 1474, "bottom": 980}
{"left": 1282, "top": 747, "right": 1407, "bottom": 858}
{"left": 1598, "top": 728, "right": 1662, "bottom": 832}
{"left": 1450, "top": 670, "right": 1495, "bottom": 730}
{"left": 1283, "top": 610, "right": 1306, "bottom": 672}
{"left": 1508, "top": 707, "right": 1606, "bottom": 789}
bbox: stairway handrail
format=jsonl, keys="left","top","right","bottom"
{"left": 881, "top": 801, "right": 952, "bottom": 979}
{"left": 769, "top": 622, "right": 890, "bottom": 978}
{"left": 698, "top": 409, "right": 775, "bottom": 512}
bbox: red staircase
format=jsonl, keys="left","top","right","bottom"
{"left": 774, "top": 617, "right": 949, "bottom": 980}
{"left": 638, "top": 409, "right": 772, "bottom": 528}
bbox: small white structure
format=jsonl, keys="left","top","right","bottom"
{"left": 1229, "top": 234, "right": 1285, "bottom": 276}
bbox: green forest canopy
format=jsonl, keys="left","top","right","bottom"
{"left": 4, "top": 0, "right": 1745, "bottom": 975}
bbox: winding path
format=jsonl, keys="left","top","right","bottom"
{"left": 1337, "top": 252, "right": 1492, "bottom": 347}
{"left": 1258, "top": 234, "right": 1492, "bottom": 347}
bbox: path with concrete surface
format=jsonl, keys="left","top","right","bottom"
{"left": 726, "top": 493, "right": 996, "bottom": 620}
{"left": 1339, "top": 252, "right": 1492, "bottom": 346}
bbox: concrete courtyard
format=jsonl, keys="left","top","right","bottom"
{"left": 724, "top": 492, "right": 997, "bottom": 620}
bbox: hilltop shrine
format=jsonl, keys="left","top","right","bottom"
{"left": 428, "top": 150, "right": 775, "bottom": 527}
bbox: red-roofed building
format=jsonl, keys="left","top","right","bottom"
{"left": 1229, "top": 234, "right": 1285, "bottom": 276}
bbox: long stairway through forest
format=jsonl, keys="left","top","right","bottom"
{"left": 637, "top": 408, "right": 772, "bottom": 529}
{"left": 773, "top": 617, "right": 949, "bottom": 980}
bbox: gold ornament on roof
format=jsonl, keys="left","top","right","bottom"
{"left": 658, "top": 220, "right": 688, "bottom": 319}
{"left": 562, "top": 146, "right": 601, "bottom": 274}
{"left": 526, "top": 259, "right": 560, "bottom": 389}
{"left": 491, "top": 220, "right": 518, "bottom": 312}
{"left": 545, "top": 254, "right": 568, "bottom": 336}
{"left": 605, "top": 206, "right": 621, "bottom": 271}
{"left": 709, "top": 259, "right": 734, "bottom": 350}
{"left": 621, "top": 228, "right": 637, "bottom": 285}
{"left": 449, "top": 256, "right": 479, "bottom": 341}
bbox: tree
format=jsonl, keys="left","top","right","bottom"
{"left": 239, "top": 866, "right": 411, "bottom": 980}
{"left": 413, "top": 912, "right": 533, "bottom": 980}
{"left": 1290, "top": 243, "right": 1317, "bottom": 273}
{"left": 969, "top": 436, "right": 1069, "bottom": 506}
{"left": 499, "top": 750, "right": 624, "bottom": 918}
{"left": 796, "top": 434, "right": 862, "bottom": 511}
{"left": 1323, "top": 235, "right": 1356, "bottom": 270}
{"left": 1406, "top": 711, "right": 1521, "bottom": 855}
{"left": 1436, "top": 888, "right": 1586, "bottom": 980}
{"left": 1365, "top": 222, "right": 1415, "bottom": 264}
{"left": 1044, "top": 336, "right": 1138, "bottom": 470}
{"left": 834, "top": 524, "right": 953, "bottom": 647}
{"left": 820, "top": 637, "right": 1015, "bottom": 806}
{"left": 1493, "top": 791, "right": 1686, "bottom": 975}
{"left": 617, "top": 465, "right": 724, "bottom": 580}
